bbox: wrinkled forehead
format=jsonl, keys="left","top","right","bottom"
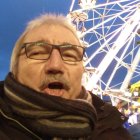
{"left": 23, "top": 24, "right": 81, "bottom": 46}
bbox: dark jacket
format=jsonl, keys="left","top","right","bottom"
{"left": 0, "top": 81, "right": 133, "bottom": 140}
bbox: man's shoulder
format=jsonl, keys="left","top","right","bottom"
{"left": 89, "top": 92, "right": 105, "bottom": 109}
{"left": 90, "top": 92, "right": 127, "bottom": 129}
{"left": 90, "top": 93, "right": 132, "bottom": 140}
{"left": 0, "top": 117, "right": 38, "bottom": 140}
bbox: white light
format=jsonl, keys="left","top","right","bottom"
{"left": 125, "top": 91, "right": 132, "bottom": 97}
{"left": 134, "top": 91, "right": 139, "bottom": 96}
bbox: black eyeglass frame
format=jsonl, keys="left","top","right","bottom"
{"left": 21, "top": 41, "right": 85, "bottom": 62}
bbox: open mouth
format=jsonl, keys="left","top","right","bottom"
{"left": 42, "top": 82, "right": 66, "bottom": 97}
{"left": 48, "top": 82, "right": 64, "bottom": 89}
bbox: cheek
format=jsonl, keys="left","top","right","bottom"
{"left": 68, "top": 65, "right": 84, "bottom": 99}
{"left": 17, "top": 59, "right": 44, "bottom": 89}
{"left": 70, "top": 65, "right": 84, "bottom": 85}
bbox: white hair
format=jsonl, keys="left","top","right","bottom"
{"left": 10, "top": 13, "right": 81, "bottom": 76}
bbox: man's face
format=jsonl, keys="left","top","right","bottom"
{"left": 17, "top": 24, "right": 84, "bottom": 99}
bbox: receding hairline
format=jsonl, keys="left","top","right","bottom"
{"left": 26, "top": 13, "right": 78, "bottom": 35}
{"left": 21, "top": 13, "right": 80, "bottom": 44}
{"left": 10, "top": 13, "right": 82, "bottom": 76}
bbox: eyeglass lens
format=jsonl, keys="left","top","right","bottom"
{"left": 25, "top": 42, "right": 84, "bottom": 62}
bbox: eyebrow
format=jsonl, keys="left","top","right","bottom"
{"left": 39, "top": 40, "right": 74, "bottom": 46}
{"left": 61, "top": 42, "right": 72, "bottom": 45}
{"left": 23, "top": 39, "right": 51, "bottom": 44}
{"left": 23, "top": 39, "right": 78, "bottom": 47}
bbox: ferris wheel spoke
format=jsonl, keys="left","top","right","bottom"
{"left": 68, "top": 0, "right": 140, "bottom": 98}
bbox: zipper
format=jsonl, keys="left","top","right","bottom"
{"left": 0, "top": 109, "right": 42, "bottom": 140}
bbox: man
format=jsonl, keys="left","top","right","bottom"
{"left": 0, "top": 14, "right": 132, "bottom": 140}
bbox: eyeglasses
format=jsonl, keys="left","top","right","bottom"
{"left": 21, "top": 41, "right": 85, "bottom": 62}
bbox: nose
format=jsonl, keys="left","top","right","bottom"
{"left": 44, "top": 49, "right": 64, "bottom": 74}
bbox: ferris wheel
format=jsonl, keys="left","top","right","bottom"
{"left": 67, "top": 0, "right": 140, "bottom": 97}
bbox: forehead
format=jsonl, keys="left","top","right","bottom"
{"left": 24, "top": 24, "right": 80, "bottom": 45}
